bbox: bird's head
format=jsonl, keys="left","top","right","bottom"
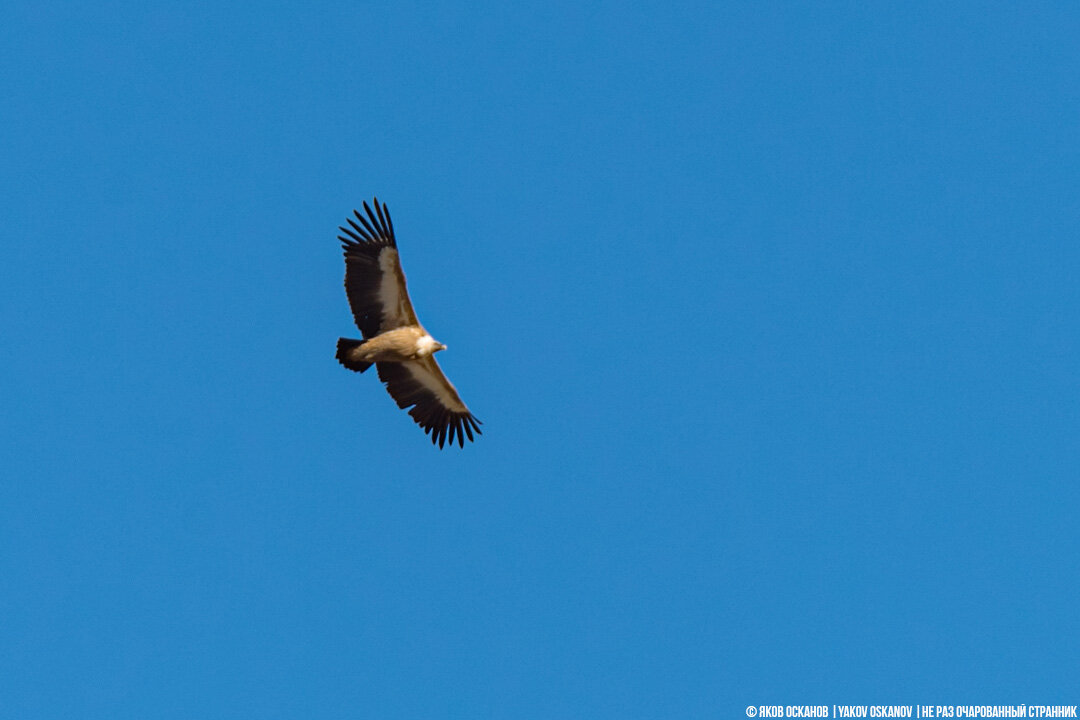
{"left": 417, "top": 334, "right": 447, "bottom": 356}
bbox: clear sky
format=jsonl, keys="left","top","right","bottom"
{"left": 3, "top": 2, "right": 1079, "bottom": 717}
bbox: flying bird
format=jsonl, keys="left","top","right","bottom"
{"left": 335, "top": 198, "right": 481, "bottom": 448}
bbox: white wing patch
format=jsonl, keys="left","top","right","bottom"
{"left": 406, "top": 360, "right": 468, "bottom": 412}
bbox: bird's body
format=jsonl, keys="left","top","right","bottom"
{"left": 335, "top": 198, "right": 481, "bottom": 448}
{"left": 339, "top": 327, "right": 443, "bottom": 365}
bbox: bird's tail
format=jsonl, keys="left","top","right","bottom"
{"left": 336, "top": 337, "right": 373, "bottom": 373}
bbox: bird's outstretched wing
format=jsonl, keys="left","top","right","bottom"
{"left": 338, "top": 199, "right": 420, "bottom": 338}
{"left": 376, "top": 356, "right": 482, "bottom": 448}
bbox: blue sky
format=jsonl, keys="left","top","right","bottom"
{"left": 3, "top": 1, "right": 1079, "bottom": 717}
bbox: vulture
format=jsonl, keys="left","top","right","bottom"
{"left": 335, "top": 198, "right": 481, "bottom": 448}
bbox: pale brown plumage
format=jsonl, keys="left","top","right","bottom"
{"left": 335, "top": 198, "right": 481, "bottom": 448}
